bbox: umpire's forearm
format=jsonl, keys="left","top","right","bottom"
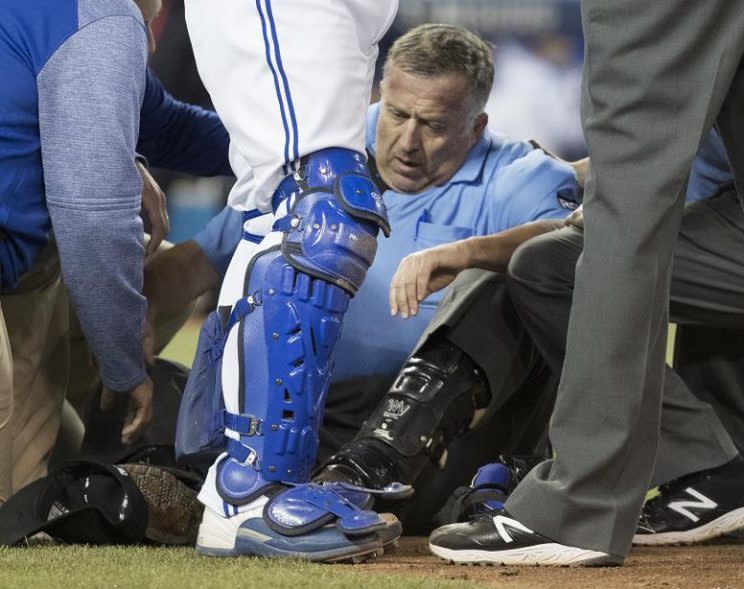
{"left": 464, "top": 219, "right": 565, "bottom": 273}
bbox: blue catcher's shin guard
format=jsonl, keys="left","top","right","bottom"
{"left": 212, "top": 149, "right": 390, "bottom": 536}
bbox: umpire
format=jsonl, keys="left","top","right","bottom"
{"left": 428, "top": 0, "right": 744, "bottom": 566}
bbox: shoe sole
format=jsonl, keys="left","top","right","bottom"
{"left": 633, "top": 506, "right": 744, "bottom": 546}
{"left": 379, "top": 513, "right": 402, "bottom": 548}
{"left": 197, "top": 539, "right": 381, "bottom": 563}
{"left": 429, "top": 543, "right": 623, "bottom": 567}
{"left": 120, "top": 464, "right": 203, "bottom": 545}
{"left": 196, "top": 506, "right": 383, "bottom": 563}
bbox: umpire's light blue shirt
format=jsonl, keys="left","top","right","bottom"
{"left": 332, "top": 103, "right": 579, "bottom": 379}
{"left": 197, "top": 103, "right": 579, "bottom": 380}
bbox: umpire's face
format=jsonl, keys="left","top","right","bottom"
{"left": 376, "top": 65, "right": 487, "bottom": 194}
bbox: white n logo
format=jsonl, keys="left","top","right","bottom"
{"left": 668, "top": 488, "right": 717, "bottom": 523}
{"left": 492, "top": 515, "right": 534, "bottom": 544}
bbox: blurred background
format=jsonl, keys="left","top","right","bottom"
{"left": 149, "top": 0, "right": 586, "bottom": 363}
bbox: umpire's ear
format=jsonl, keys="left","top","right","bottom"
{"left": 472, "top": 112, "right": 488, "bottom": 138}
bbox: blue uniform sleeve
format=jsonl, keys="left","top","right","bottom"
{"left": 193, "top": 205, "right": 244, "bottom": 280}
{"left": 38, "top": 16, "right": 148, "bottom": 392}
{"left": 492, "top": 148, "right": 579, "bottom": 230}
{"left": 137, "top": 68, "right": 232, "bottom": 177}
{"left": 687, "top": 128, "right": 733, "bottom": 202}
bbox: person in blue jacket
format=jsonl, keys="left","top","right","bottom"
{"left": 0, "top": 0, "right": 230, "bottom": 504}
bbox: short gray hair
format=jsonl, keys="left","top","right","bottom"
{"left": 384, "top": 24, "right": 494, "bottom": 114}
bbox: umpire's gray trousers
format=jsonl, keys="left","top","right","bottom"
{"left": 502, "top": 0, "right": 744, "bottom": 557}
{"left": 508, "top": 189, "right": 744, "bottom": 555}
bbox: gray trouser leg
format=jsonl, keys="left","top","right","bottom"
{"left": 508, "top": 222, "right": 737, "bottom": 488}
{"left": 655, "top": 191, "right": 744, "bottom": 478}
{"left": 508, "top": 190, "right": 744, "bottom": 556}
{"left": 391, "top": 270, "right": 556, "bottom": 533}
{"left": 674, "top": 325, "right": 744, "bottom": 455}
{"left": 413, "top": 270, "right": 556, "bottom": 453}
{"left": 321, "top": 270, "right": 555, "bottom": 533}
{"left": 505, "top": 0, "right": 744, "bottom": 556}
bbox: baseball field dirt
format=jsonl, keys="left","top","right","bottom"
{"left": 360, "top": 537, "right": 744, "bottom": 589}
{"left": 1, "top": 536, "right": 742, "bottom": 588}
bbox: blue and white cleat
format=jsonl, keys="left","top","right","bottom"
{"left": 196, "top": 483, "right": 386, "bottom": 562}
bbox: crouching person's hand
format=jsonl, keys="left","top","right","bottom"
{"left": 100, "top": 374, "right": 154, "bottom": 445}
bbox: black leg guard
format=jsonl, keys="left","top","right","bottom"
{"left": 317, "top": 335, "right": 489, "bottom": 489}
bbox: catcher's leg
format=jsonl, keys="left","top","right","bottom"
{"left": 196, "top": 149, "right": 398, "bottom": 562}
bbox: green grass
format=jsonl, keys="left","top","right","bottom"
{"left": 0, "top": 545, "right": 474, "bottom": 589}
{"left": 160, "top": 317, "right": 203, "bottom": 368}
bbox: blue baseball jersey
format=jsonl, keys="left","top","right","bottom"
{"left": 196, "top": 103, "right": 580, "bottom": 380}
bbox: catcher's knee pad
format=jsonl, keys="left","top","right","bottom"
{"left": 319, "top": 337, "right": 490, "bottom": 489}
{"left": 215, "top": 148, "right": 390, "bottom": 505}
{"left": 275, "top": 147, "right": 390, "bottom": 293}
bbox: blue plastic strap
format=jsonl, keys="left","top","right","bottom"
{"left": 223, "top": 411, "right": 263, "bottom": 436}
{"left": 226, "top": 297, "right": 253, "bottom": 332}
{"left": 265, "top": 483, "right": 383, "bottom": 535}
{"left": 241, "top": 209, "right": 266, "bottom": 244}
{"left": 226, "top": 438, "right": 255, "bottom": 464}
{"left": 208, "top": 298, "right": 255, "bottom": 363}
{"left": 271, "top": 215, "right": 295, "bottom": 233}
{"left": 303, "top": 485, "right": 359, "bottom": 517}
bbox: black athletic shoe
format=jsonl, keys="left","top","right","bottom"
{"left": 633, "top": 456, "right": 744, "bottom": 546}
{"left": 429, "top": 509, "right": 622, "bottom": 566}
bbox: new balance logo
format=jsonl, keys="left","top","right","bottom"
{"left": 668, "top": 488, "right": 717, "bottom": 523}
{"left": 493, "top": 515, "right": 534, "bottom": 544}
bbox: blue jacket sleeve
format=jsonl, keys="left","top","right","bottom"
{"left": 137, "top": 68, "right": 232, "bottom": 177}
{"left": 38, "top": 15, "right": 149, "bottom": 392}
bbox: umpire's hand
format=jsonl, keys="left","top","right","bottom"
{"left": 564, "top": 204, "right": 584, "bottom": 230}
{"left": 100, "top": 374, "right": 154, "bottom": 445}
{"left": 389, "top": 241, "right": 470, "bottom": 319}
